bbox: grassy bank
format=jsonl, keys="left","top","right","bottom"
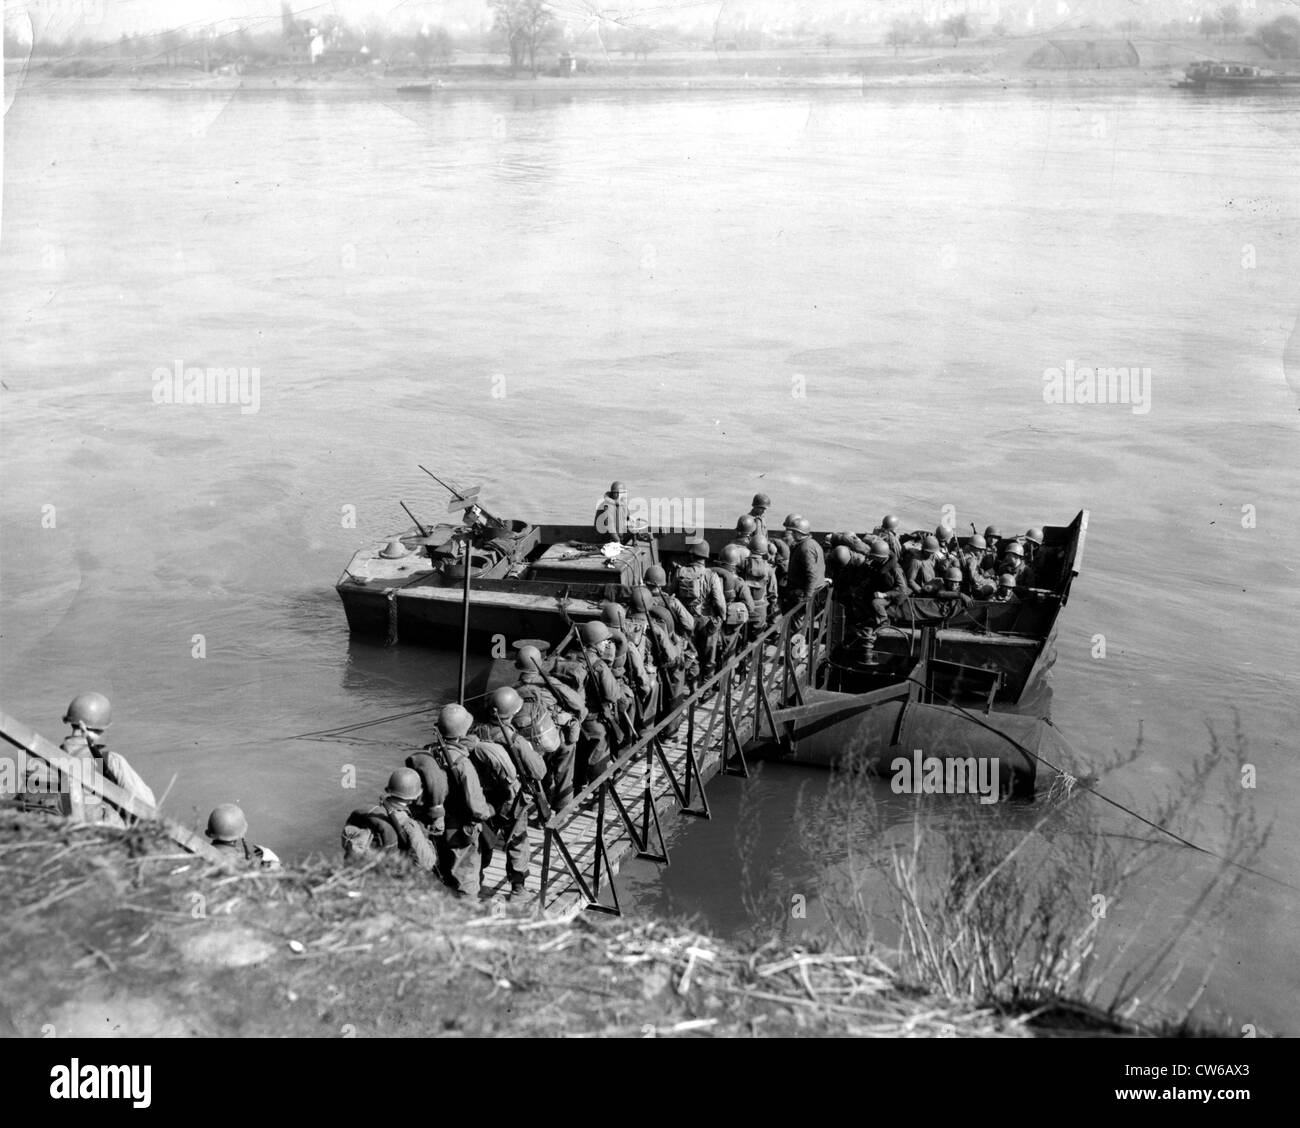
{"left": 0, "top": 808, "right": 1091, "bottom": 1039}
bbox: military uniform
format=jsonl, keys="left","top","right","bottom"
{"left": 350, "top": 798, "right": 439, "bottom": 873}
{"left": 674, "top": 560, "right": 727, "bottom": 683}
{"left": 782, "top": 536, "right": 825, "bottom": 612}
{"left": 437, "top": 738, "right": 495, "bottom": 897}
{"left": 904, "top": 554, "right": 941, "bottom": 594}
{"left": 49, "top": 732, "right": 156, "bottom": 827}
{"left": 515, "top": 671, "right": 583, "bottom": 812}
{"left": 711, "top": 563, "right": 755, "bottom": 666}
{"left": 856, "top": 557, "right": 910, "bottom": 634}
{"left": 572, "top": 647, "right": 624, "bottom": 790}
{"left": 472, "top": 722, "right": 546, "bottom": 889}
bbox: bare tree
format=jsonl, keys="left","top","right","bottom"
{"left": 941, "top": 14, "right": 970, "bottom": 48}
{"left": 886, "top": 21, "right": 911, "bottom": 56}
{"left": 490, "top": 0, "right": 556, "bottom": 76}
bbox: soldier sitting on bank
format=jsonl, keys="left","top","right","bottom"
{"left": 205, "top": 804, "right": 280, "bottom": 869}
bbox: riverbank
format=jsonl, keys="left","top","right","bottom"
{"left": 9, "top": 37, "right": 1261, "bottom": 96}
{"left": 0, "top": 808, "right": 1154, "bottom": 1038}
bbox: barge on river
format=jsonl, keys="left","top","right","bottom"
{"left": 336, "top": 510, "right": 1088, "bottom": 707}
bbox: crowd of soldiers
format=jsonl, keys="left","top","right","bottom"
{"left": 17, "top": 692, "right": 280, "bottom": 867}
{"left": 342, "top": 489, "right": 1052, "bottom": 898}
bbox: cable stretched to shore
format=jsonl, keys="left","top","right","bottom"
{"left": 285, "top": 686, "right": 495, "bottom": 741}
{"left": 906, "top": 676, "right": 1300, "bottom": 897}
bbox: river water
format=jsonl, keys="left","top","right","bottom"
{"left": 1, "top": 84, "right": 1297, "bottom": 1032}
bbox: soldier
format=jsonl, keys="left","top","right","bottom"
{"left": 1021, "top": 527, "right": 1046, "bottom": 568}
{"left": 991, "top": 573, "right": 1021, "bottom": 604}
{"left": 571, "top": 620, "right": 627, "bottom": 789}
{"left": 729, "top": 517, "right": 756, "bottom": 561}
{"left": 904, "top": 534, "right": 944, "bottom": 594}
{"left": 45, "top": 693, "right": 156, "bottom": 827}
{"left": 513, "top": 644, "right": 584, "bottom": 813}
{"left": 430, "top": 704, "right": 495, "bottom": 898}
{"left": 481, "top": 687, "right": 548, "bottom": 900}
{"left": 781, "top": 517, "right": 826, "bottom": 615}
{"left": 617, "top": 591, "right": 663, "bottom": 726}
{"left": 205, "top": 804, "right": 281, "bottom": 869}
{"left": 741, "top": 533, "right": 779, "bottom": 640}
{"left": 673, "top": 541, "right": 727, "bottom": 685}
{"left": 935, "top": 565, "right": 973, "bottom": 612}
{"left": 744, "top": 492, "right": 772, "bottom": 540}
{"left": 958, "top": 533, "right": 998, "bottom": 599}
{"left": 626, "top": 585, "right": 686, "bottom": 733}
{"left": 593, "top": 480, "right": 630, "bottom": 543}
{"left": 341, "top": 769, "right": 439, "bottom": 874}
{"left": 982, "top": 525, "right": 1004, "bottom": 560}
{"left": 873, "top": 515, "right": 905, "bottom": 563}
{"left": 712, "top": 544, "right": 755, "bottom": 668}
{"left": 644, "top": 564, "right": 699, "bottom": 689}
{"left": 999, "top": 541, "right": 1037, "bottom": 588}
{"left": 600, "top": 600, "right": 655, "bottom": 719}
{"left": 854, "top": 538, "right": 910, "bottom": 650}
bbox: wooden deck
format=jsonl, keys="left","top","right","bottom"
{"left": 478, "top": 616, "right": 821, "bottom": 914}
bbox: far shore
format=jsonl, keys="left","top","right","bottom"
{"left": 5, "top": 65, "right": 1199, "bottom": 96}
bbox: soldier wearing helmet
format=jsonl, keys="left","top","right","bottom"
{"left": 39, "top": 692, "right": 157, "bottom": 827}
{"left": 781, "top": 516, "right": 826, "bottom": 615}
{"left": 991, "top": 573, "right": 1021, "bottom": 604}
{"left": 904, "top": 534, "right": 944, "bottom": 595}
{"left": 672, "top": 541, "right": 727, "bottom": 687}
{"left": 851, "top": 538, "right": 909, "bottom": 650}
{"left": 1019, "top": 527, "right": 1046, "bottom": 569}
{"left": 341, "top": 768, "right": 439, "bottom": 873}
{"left": 712, "top": 544, "right": 756, "bottom": 667}
{"left": 626, "top": 585, "right": 686, "bottom": 735}
{"left": 743, "top": 493, "right": 772, "bottom": 540}
{"left": 982, "top": 525, "right": 1004, "bottom": 558}
{"left": 998, "top": 540, "right": 1036, "bottom": 588}
{"left": 870, "top": 516, "right": 905, "bottom": 564}
{"left": 741, "top": 533, "right": 779, "bottom": 639}
{"left": 513, "top": 644, "right": 584, "bottom": 812}
{"left": 473, "top": 687, "right": 548, "bottom": 900}
{"left": 205, "top": 804, "right": 280, "bottom": 869}
{"left": 429, "top": 703, "right": 495, "bottom": 897}
{"left": 593, "top": 480, "right": 630, "bottom": 544}
{"left": 958, "top": 534, "right": 997, "bottom": 599}
{"left": 566, "top": 620, "right": 626, "bottom": 790}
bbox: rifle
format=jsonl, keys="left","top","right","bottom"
{"left": 492, "top": 711, "right": 552, "bottom": 823}
{"left": 528, "top": 653, "right": 586, "bottom": 720}
{"left": 575, "top": 641, "right": 628, "bottom": 747}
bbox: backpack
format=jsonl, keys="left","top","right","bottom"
{"left": 515, "top": 685, "right": 562, "bottom": 754}
{"left": 675, "top": 564, "right": 706, "bottom": 607}
{"left": 716, "top": 569, "right": 750, "bottom": 627}
{"left": 465, "top": 738, "right": 520, "bottom": 811}
{"left": 405, "top": 749, "right": 449, "bottom": 831}
{"left": 341, "top": 806, "right": 400, "bottom": 860}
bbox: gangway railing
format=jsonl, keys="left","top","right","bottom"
{"left": 538, "top": 586, "right": 833, "bottom": 913}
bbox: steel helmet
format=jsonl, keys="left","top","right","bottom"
{"left": 1005, "top": 542, "right": 1025, "bottom": 559}
{"left": 205, "top": 803, "right": 248, "bottom": 842}
{"left": 63, "top": 692, "right": 112, "bottom": 730}
{"left": 736, "top": 515, "right": 757, "bottom": 535}
{"left": 782, "top": 513, "right": 803, "bottom": 530}
{"left": 600, "top": 601, "right": 625, "bottom": 629}
{"left": 968, "top": 534, "right": 987, "bottom": 551}
{"left": 881, "top": 515, "right": 900, "bottom": 531}
{"left": 1025, "top": 527, "right": 1045, "bottom": 545}
{"left": 645, "top": 565, "right": 667, "bottom": 586}
{"left": 437, "top": 703, "right": 474, "bottom": 739}
{"left": 750, "top": 533, "right": 769, "bottom": 555}
{"left": 869, "top": 538, "right": 891, "bottom": 560}
{"left": 944, "top": 566, "right": 963, "bottom": 582}
{"left": 922, "top": 534, "right": 940, "bottom": 553}
{"left": 490, "top": 686, "right": 523, "bottom": 720}
{"left": 984, "top": 525, "right": 1002, "bottom": 539}
{"left": 792, "top": 517, "right": 811, "bottom": 535}
{"left": 998, "top": 573, "right": 1017, "bottom": 589}
{"left": 629, "top": 585, "right": 652, "bottom": 614}
{"left": 690, "top": 540, "right": 710, "bottom": 559}
{"left": 515, "top": 644, "right": 544, "bottom": 672}
{"left": 829, "top": 546, "right": 852, "bottom": 568}
{"left": 385, "top": 767, "right": 423, "bottom": 802}
{"left": 720, "top": 544, "right": 746, "bottom": 566}
{"left": 579, "top": 620, "right": 611, "bottom": 647}
{"left": 934, "top": 524, "right": 951, "bottom": 541}
{"left": 751, "top": 492, "right": 771, "bottom": 509}
{"left": 608, "top": 480, "right": 626, "bottom": 496}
